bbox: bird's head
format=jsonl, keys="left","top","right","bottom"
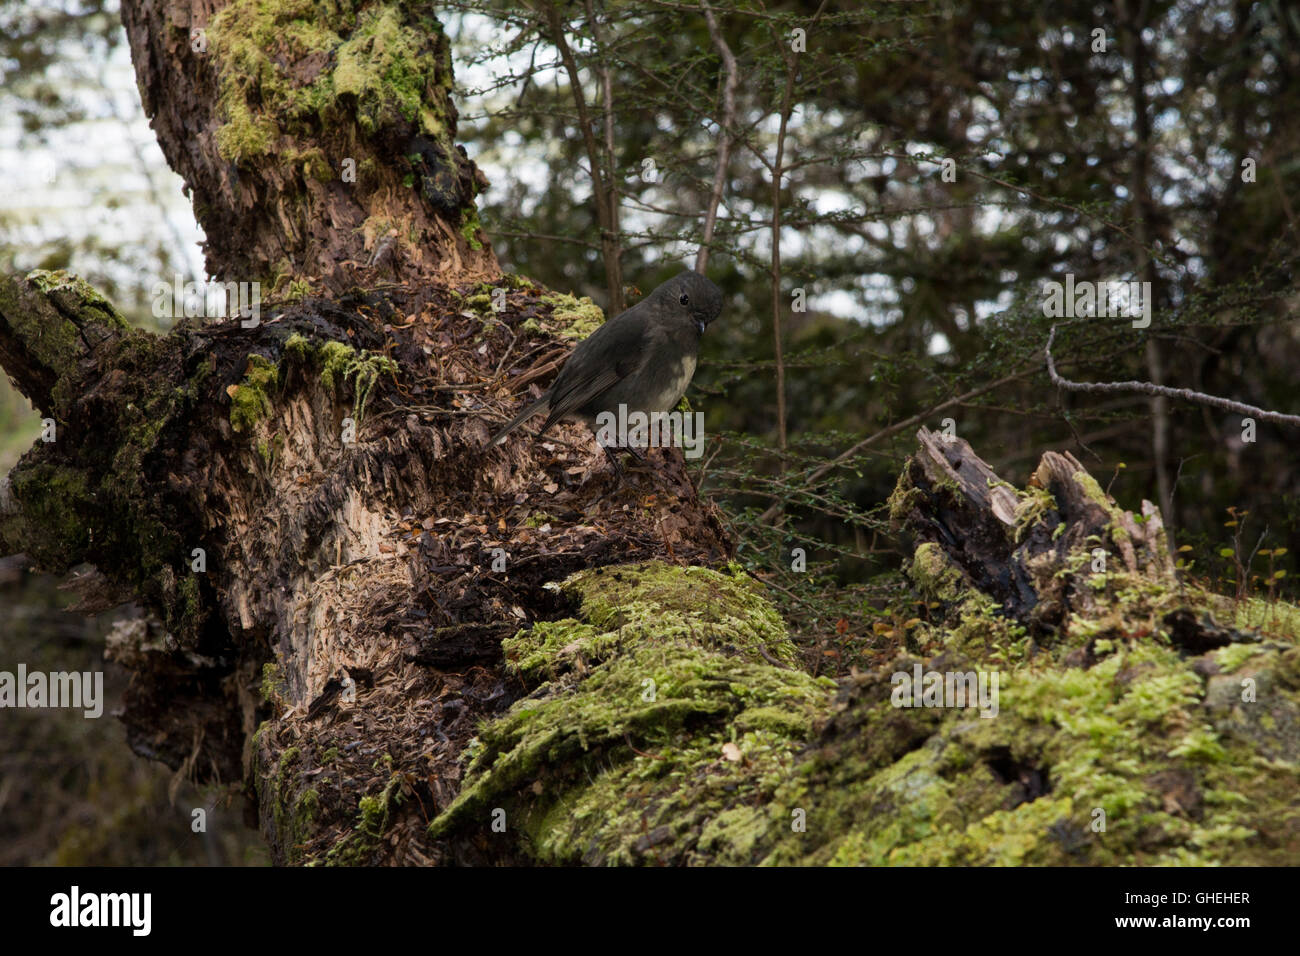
{"left": 661, "top": 269, "right": 723, "bottom": 334}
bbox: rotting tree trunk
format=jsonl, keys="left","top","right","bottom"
{"left": 119, "top": 0, "right": 499, "bottom": 288}
{"left": 0, "top": 0, "right": 730, "bottom": 865}
{"left": 0, "top": 266, "right": 732, "bottom": 863}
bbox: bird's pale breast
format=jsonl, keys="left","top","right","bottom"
{"left": 645, "top": 352, "right": 697, "bottom": 411}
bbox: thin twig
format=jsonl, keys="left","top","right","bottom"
{"left": 696, "top": 1, "right": 738, "bottom": 274}
{"left": 1045, "top": 326, "right": 1300, "bottom": 426}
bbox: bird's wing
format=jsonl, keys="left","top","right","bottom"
{"left": 537, "top": 313, "right": 648, "bottom": 434}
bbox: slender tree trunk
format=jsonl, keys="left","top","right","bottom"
{"left": 1119, "top": 0, "right": 1175, "bottom": 546}
{"left": 547, "top": 2, "right": 624, "bottom": 314}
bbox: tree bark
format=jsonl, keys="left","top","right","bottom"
{"left": 118, "top": 0, "right": 499, "bottom": 288}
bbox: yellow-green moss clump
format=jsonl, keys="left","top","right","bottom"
{"left": 907, "top": 542, "right": 968, "bottom": 603}
{"left": 229, "top": 354, "right": 280, "bottom": 432}
{"left": 236, "top": 335, "right": 398, "bottom": 434}
{"left": 208, "top": 1, "right": 456, "bottom": 163}
{"left": 521, "top": 292, "right": 604, "bottom": 340}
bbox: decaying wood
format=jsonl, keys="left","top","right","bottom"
{"left": 0, "top": 267, "right": 732, "bottom": 862}
{"left": 893, "top": 426, "right": 1175, "bottom": 633}
{"left": 0, "top": 0, "right": 736, "bottom": 865}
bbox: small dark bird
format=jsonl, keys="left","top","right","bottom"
{"left": 491, "top": 270, "right": 723, "bottom": 475}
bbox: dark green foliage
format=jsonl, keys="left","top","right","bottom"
{"left": 450, "top": 0, "right": 1300, "bottom": 655}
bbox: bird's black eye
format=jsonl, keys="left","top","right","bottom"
{"left": 679, "top": 293, "right": 690, "bottom": 306}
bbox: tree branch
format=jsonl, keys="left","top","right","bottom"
{"left": 1045, "top": 325, "right": 1300, "bottom": 427}
{"left": 695, "top": 1, "right": 738, "bottom": 274}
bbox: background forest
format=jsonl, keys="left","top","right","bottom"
{"left": 1, "top": 0, "right": 1297, "bottom": 863}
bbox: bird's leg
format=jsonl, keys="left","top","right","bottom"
{"left": 585, "top": 443, "right": 636, "bottom": 509}
{"left": 601, "top": 442, "right": 629, "bottom": 482}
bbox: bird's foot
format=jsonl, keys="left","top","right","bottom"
{"left": 586, "top": 443, "right": 656, "bottom": 507}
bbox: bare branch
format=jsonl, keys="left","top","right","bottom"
{"left": 1045, "top": 326, "right": 1300, "bottom": 427}
{"left": 543, "top": 2, "right": 624, "bottom": 313}
{"left": 696, "top": 1, "right": 738, "bottom": 274}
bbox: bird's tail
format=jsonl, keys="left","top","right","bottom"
{"left": 491, "top": 393, "right": 551, "bottom": 445}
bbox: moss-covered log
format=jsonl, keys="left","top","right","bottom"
{"left": 420, "top": 431, "right": 1299, "bottom": 865}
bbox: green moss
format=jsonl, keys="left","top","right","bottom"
{"left": 0, "top": 271, "right": 127, "bottom": 410}
{"left": 285, "top": 146, "right": 333, "bottom": 183}
{"left": 209, "top": 1, "right": 454, "bottom": 163}
{"left": 1226, "top": 595, "right": 1300, "bottom": 639}
{"left": 318, "top": 830, "right": 380, "bottom": 867}
{"left": 0, "top": 272, "right": 224, "bottom": 639}
{"left": 179, "top": 573, "right": 201, "bottom": 621}
{"left": 567, "top": 562, "right": 799, "bottom": 666}
{"left": 529, "top": 292, "right": 605, "bottom": 340}
{"left": 1215, "top": 642, "right": 1266, "bottom": 673}
{"left": 229, "top": 353, "right": 280, "bottom": 432}
{"left": 358, "top": 774, "right": 402, "bottom": 837}
{"left": 260, "top": 662, "right": 288, "bottom": 705}
{"left": 284, "top": 332, "right": 312, "bottom": 361}
{"left": 1013, "top": 486, "right": 1057, "bottom": 543}
{"left": 26, "top": 269, "right": 129, "bottom": 327}
{"left": 430, "top": 561, "right": 833, "bottom": 860}
{"left": 214, "top": 96, "right": 279, "bottom": 163}
{"left": 887, "top": 468, "right": 926, "bottom": 525}
{"left": 1, "top": 464, "right": 92, "bottom": 564}
{"left": 333, "top": 7, "right": 443, "bottom": 135}
{"left": 344, "top": 350, "right": 397, "bottom": 423}
{"left": 282, "top": 278, "right": 314, "bottom": 303}
{"left": 907, "top": 542, "right": 967, "bottom": 603}
{"left": 1072, "top": 471, "right": 1133, "bottom": 546}
{"left": 318, "top": 340, "right": 355, "bottom": 391}
{"left": 433, "top": 638, "right": 832, "bottom": 863}
{"left": 460, "top": 207, "right": 484, "bottom": 250}
{"left": 260, "top": 745, "right": 312, "bottom": 864}
{"left": 504, "top": 620, "right": 611, "bottom": 682}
